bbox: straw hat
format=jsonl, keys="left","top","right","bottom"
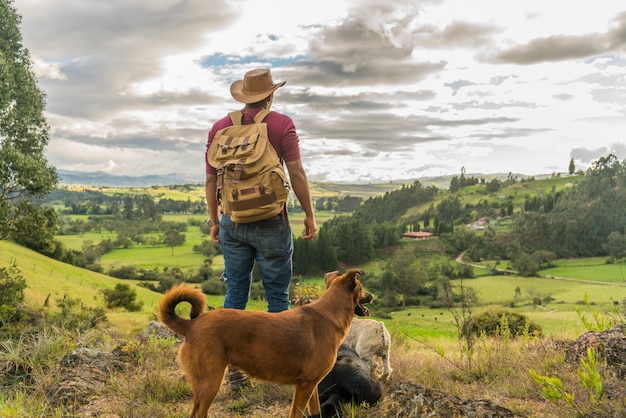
{"left": 230, "top": 69, "right": 286, "bottom": 103}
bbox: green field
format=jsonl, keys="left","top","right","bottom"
{"left": 65, "top": 181, "right": 403, "bottom": 203}
{"left": 56, "top": 211, "right": 338, "bottom": 272}
{"left": 541, "top": 258, "right": 626, "bottom": 283}
{"left": 5, "top": 238, "right": 625, "bottom": 340}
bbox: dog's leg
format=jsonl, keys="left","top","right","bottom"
{"left": 290, "top": 383, "right": 318, "bottom": 418}
{"left": 186, "top": 364, "right": 227, "bottom": 418}
{"left": 188, "top": 377, "right": 222, "bottom": 418}
{"left": 380, "top": 335, "right": 393, "bottom": 381}
{"left": 307, "top": 384, "right": 321, "bottom": 416}
{"left": 380, "top": 353, "right": 393, "bottom": 381}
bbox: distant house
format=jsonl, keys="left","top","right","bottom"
{"left": 402, "top": 231, "right": 434, "bottom": 240}
{"left": 467, "top": 217, "right": 490, "bottom": 230}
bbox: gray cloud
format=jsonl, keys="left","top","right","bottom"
{"left": 553, "top": 94, "right": 574, "bottom": 101}
{"left": 570, "top": 146, "right": 611, "bottom": 164}
{"left": 490, "top": 12, "right": 626, "bottom": 65}
{"left": 416, "top": 21, "right": 499, "bottom": 49}
{"left": 276, "top": 15, "right": 447, "bottom": 88}
{"left": 444, "top": 79, "right": 476, "bottom": 95}
{"left": 295, "top": 108, "right": 519, "bottom": 154}
{"left": 452, "top": 100, "right": 538, "bottom": 111}
{"left": 493, "top": 34, "right": 607, "bottom": 64}
{"left": 467, "top": 127, "right": 552, "bottom": 141}
{"left": 21, "top": 0, "right": 233, "bottom": 58}
{"left": 19, "top": 0, "right": 233, "bottom": 118}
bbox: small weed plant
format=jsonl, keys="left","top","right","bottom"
{"left": 529, "top": 292, "right": 621, "bottom": 417}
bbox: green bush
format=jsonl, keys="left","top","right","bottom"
{"left": 470, "top": 308, "right": 542, "bottom": 337}
{"left": 101, "top": 283, "right": 144, "bottom": 312}
{"left": 0, "top": 266, "right": 27, "bottom": 326}
{"left": 200, "top": 277, "right": 226, "bottom": 295}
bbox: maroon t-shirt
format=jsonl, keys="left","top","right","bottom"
{"left": 205, "top": 109, "right": 301, "bottom": 175}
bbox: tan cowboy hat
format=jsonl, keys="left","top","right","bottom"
{"left": 230, "top": 69, "right": 286, "bottom": 103}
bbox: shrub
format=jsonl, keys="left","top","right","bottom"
{"left": 290, "top": 282, "right": 323, "bottom": 306}
{"left": 0, "top": 266, "right": 27, "bottom": 326}
{"left": 101, "top": 284, "right": 144, "bottom": 312}
{"left": 470, "top": 308, "right": 542, "bottom": 337}
{"left": 108, "top": 265, "right": 139, "bottom": 280}
{"left": 201, "top": 277, "right": 226, "bottom": 295}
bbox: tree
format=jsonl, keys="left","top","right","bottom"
{"left": 10, "top": 200, "right": 58, "bottom": 256}
{"left": 485, "top": 178, "right": 501, "bottom": 193}
{"left": 1, "top": 1, "right": 58, "bottom": 241}
{"left": 101, "top": 283, "right": 143, "bottom": 312}
{"left": 0, "top": 265, "right": 27, "bottom": 324}
{"left": 568, "top": 158, "right": 576, "bottom": 176}
{"left": 387, "top": 245, "right": 425, "bottom": 306}
{"left": 164, "top": 230, "right": 185, "bottom": 256}
{"left": 603, "top": 231, "right": 625, "bottom": 263}
{"left": 0, "top": 265, "right": 25, "bottom": 306}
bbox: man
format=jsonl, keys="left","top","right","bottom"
{"left": 204, "top": 68, "right": 317, "bottom": 313}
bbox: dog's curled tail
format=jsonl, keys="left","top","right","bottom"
{"left": 157, "top": 284, "right": 206, "bottom": 337}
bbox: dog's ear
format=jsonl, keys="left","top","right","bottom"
{"left": 344, "top": 269, "right": 365, "bottom": 290}
{"left": 345, "top": 269, "right": 365, "bottom": 281}
{"left": 324, "top": 271, "right": 340, "bottom": 288}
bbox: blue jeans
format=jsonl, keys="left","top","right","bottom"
{"left": 218, "top": 213, "right": 293, "bottom": 312}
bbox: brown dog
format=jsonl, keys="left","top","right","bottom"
{"left": 158, "top": 269, "right": 372, "bottom": 418}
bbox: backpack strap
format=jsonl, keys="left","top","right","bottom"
{"left": 227, "top": 110, "right": 272, "bottom": 126}
{"left": 253, "top": 109, "right": 271, "bottom": 123}
{"left": 228, "top": 111, "right": 243, "bottom": 126}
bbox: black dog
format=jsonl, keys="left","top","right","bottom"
{"left": 318, "top": 344, "right": 383, "bottom": 417}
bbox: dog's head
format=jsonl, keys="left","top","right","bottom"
{"left": 324, "top": 269, "right": 373, "bottom": 317}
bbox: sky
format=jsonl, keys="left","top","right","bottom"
{"left": 13, "top": 0, "right": 626, "bottom": 183}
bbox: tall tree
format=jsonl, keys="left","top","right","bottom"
{"left": 387, "top": 245, "right": 425, "bottom": 306}
{"left": 164, "top": 230, "right": 185, "bottom": 256}
{"left": 0, "top": 0, "right": 58, "bottom": 240}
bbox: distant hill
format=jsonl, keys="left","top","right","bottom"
{"left": 57, "top": 169, "right": 540, "bottom": 189}
{"left": 57, "top": 170, "right": 205, "bottom": 187}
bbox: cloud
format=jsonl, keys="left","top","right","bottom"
{"left": 23, "top": 0, "right": 234, "bottom": 119}
{"left": 570, "top": 142, "right": 626, "bottom": 165}
{"left": 281, "top": 18, "right": 446, "bottom": 88}
{"left": 11, "top": 0, "right": 626, "bottom": 183}
{"left": 490, "top": 11, "right": 626, "bottom": 65}
{"left": 570, "top": 146, "right": 611, "bottom": 164}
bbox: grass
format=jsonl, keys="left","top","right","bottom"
{"left": 1, "top": 240, "right": 164, "bottom": 335}
{"left": 68, "top": 181, "right": 404, "bottom": 202}
{"left": 3, "top": 322, "right": 623, "bottom": 417}
{"left": 2, "top": 238, "right": 626, "bottom": 417}
{"left": 56, "top": 212, "right": 337, "bottom": 273}
{"left": 7, "top": 235, "right": 626, "bottom": 339}
{"left": 541, "top": 260, "right": 626, "bottom": 283}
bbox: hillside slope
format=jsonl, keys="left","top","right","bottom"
{"left": 0, "top": 240, "right": 160, "bottom": 335}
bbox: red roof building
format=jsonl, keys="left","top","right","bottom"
{"left": 402, "top": 231, "right": 434, "bottom": 240}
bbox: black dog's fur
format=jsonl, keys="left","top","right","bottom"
{"left": 318, "top": 344, "right": 383, "bottom": 417}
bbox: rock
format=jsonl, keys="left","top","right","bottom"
{"left": 136, "top": 320, "right": 179, "bottom": 342}
{"left": 44, "top": 321, "right": 177, "bottom": 408}
{"left": 564, "top": 324, "right": 626, "bottom": 378}
{"left": 370, "top": 381, "right": 520, "bottom": 418}
{"left": 45, "top": 347, "right": 128, "bottom": 407}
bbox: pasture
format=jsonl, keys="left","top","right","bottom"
{"left": 55, "top": 211, "right": 337, "bottom": 272}
{"left": 291, "top": 258, "right": 626, "bottom": 341}
{"left": 5, "top": 238, "right": 625, "bottom": 339}
{"left": 541, "top": 257, "right": 626, "bottom": 283}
